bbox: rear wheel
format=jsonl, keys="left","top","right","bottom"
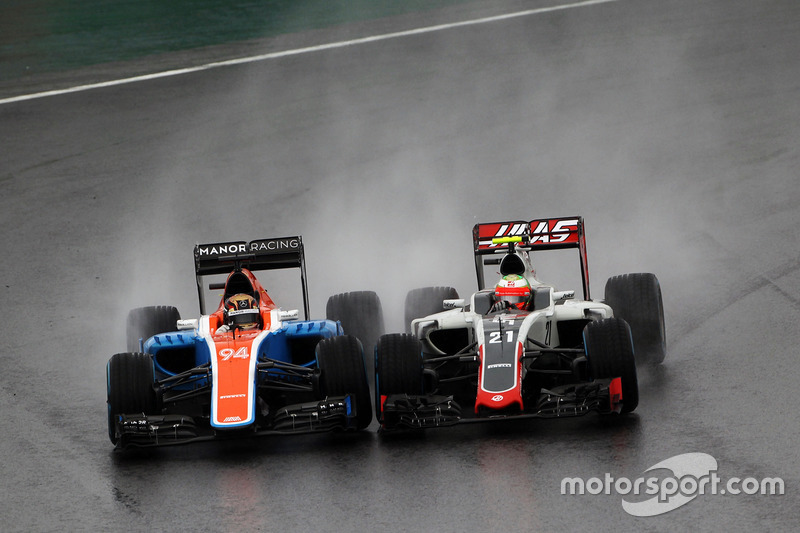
{"left": 604, "top": 273, "right": 666, "bottom": 366}
{"left": 316, "top": 335, "right": 373, "bottom": 430}
{"left": 326, "top": 291, "right": 385, "bottom": 364}
{"left": 106, "top": 352, "right": 159, "bottom": 444}
{"left": 404, "top": 286, "right": 459, "bottom": 333}
{"left": 126, "top": 306, "right": 181, "bottom": 352}
{"left": 583, "top": 318, "right": 638, "bottom": 413}
{"left": 374, "top": 334, "right": 423, "bottom": 422}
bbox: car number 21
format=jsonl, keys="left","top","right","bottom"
{"left": 489, "top": 331, "right": 515, "bottom": 344}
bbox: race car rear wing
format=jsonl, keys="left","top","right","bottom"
{"left": 193, "top": 236, "right": 309, "bottom": 317}
{"left": 472, "top": 216, "right": 591, "bottom": 300}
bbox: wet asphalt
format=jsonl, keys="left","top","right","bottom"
{"left": 1, "top": 0, "right": 799, "bottom": 530}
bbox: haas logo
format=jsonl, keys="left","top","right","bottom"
{"left": 491, "top": 395, "right": 504, "bottom": 402}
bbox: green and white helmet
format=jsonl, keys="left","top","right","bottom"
{"left": 495, "top": 274, "right": 532, "bottom": 310}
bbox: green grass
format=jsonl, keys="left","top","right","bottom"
{"left": 0, "top": 0, "right": 474, "bottom": 81}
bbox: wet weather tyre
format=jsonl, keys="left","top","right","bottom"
{"left": 604, "top": 273, "right": 666, "bottom": 366}
{"left": 583, "top": 318, "right": 638, "bottom": 413}
{"left": 126, "top": 306, "right": 181, "bottom": 352}
{"left": 316, "top": 335, "right": 373, "bottom": 430}
{"left": 326, "top": 291, "right": 385, "bottom": 360}
{"left": 375, "top": 334, "right": 424, "bottom": 421}
{"left": 106, "top": 352, "right": 158, "bottom": 444}
{"left": 404, "top": 287, "right": 459, "bottom": 334}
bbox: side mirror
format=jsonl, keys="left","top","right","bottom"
{"left": 443, "top": 298, "right": 466, "bottom": 309}
{"left": 177, "top": 319, "right": 198, "bottom": 330}
{"left": 553, "top": 290, "right": 575, "bottom": 301}
{"left": 279, "top": 309, "right": 299, "bottom": 321}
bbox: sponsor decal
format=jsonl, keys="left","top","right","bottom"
{"left": 228, "top": 309, "right": 258, "bottom": 316}
{"left": 477, "top": 221, "right": 528, "bottom": 249}
{"left": 197, "top": 242, "right": 247, "bottom": 256}
{"left": 491, "top": 395, "right": 504, "bottom": 402}
{"left": 487, "top": 363, "right": 513, "bottom": 369}
{"left": 220, "top": 394, "right": 247, "bottom": 399}
{"left": 249, "top": 238, "right": 300, "bottom": 252}
{"left": 196, "top": 237, "right": 301, "bottom": 258}
{"left": 223, "top": 416, "right": 243, "bottom": 423}
{"left": 494, "top": 223, "right": 529, "bottom": 239}
{"left": 476, "top": 217, "right": 581, "bottom": 249}
{"left": 529, "top": 218, "right": 579, "bottom": 244}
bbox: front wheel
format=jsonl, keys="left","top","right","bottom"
{"left": 374, "top": 334, "right": 423, "bottom": 423}
{"left": 126, "top": 306, "right": 181, "bottom": 352}
{"left": 604, "top": 273, "right": 665, "bottom": 366}
{"left": 583, "top": 318, "right": 638, "bottom": 413}
{"left": 316, "top": 335, "right": 373, "bottom": 430}
{"left": 404, "top": 287, "right": 459, "bottom": 334}
{"left": 326, "top": 291, "right": 385, "bottom": 362}
{"left": 106, "top": 352, "right": 159, "bottom": 444}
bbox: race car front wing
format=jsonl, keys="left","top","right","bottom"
{"left": 113, "top": 395, "right": 360, "bottom": 448}
{"left": 379, "top": 378, "right": 623, "bottom": 431}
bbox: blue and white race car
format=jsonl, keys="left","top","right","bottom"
{"left": 106, "top": 236, "right": 375, "bottom": 448}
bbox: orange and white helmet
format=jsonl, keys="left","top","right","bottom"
{"left": 224, "top": 294, "right": 260, "bottom": 329}
{"left": 495, "top": 274, "right": 532, "bottom": 310}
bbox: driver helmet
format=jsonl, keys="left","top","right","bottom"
{"left": 224, "top": 294, "right": 260, "bottom": 329}
{"left": 495, "top": 274, "right": 532, "bottom": 310}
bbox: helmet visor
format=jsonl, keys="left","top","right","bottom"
{"left": 228, "top": 308, "right": 260, "bottom": 327}
{"left": 502, "top": 294, "right": 529, "bottom": 305}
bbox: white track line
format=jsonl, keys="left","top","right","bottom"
{"left": 0, "top": 0, "right": 621, "bottom": 105}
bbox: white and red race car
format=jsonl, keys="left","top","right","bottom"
{"left": 374, "top": 217, "right": 666, "bottom": 430}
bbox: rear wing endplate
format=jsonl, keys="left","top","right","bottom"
{"left": 472, "top": 216, "right": 591, "bottom": 299}
{"left": 193, "top": 236, "right": 309, "bottom": 317}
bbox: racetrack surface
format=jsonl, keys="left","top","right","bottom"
{"left": 1, "top": 0, "right": 799, "bottom": 530}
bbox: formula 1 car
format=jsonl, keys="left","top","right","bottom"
{"left": 106, "top": 236, "right": 373, "bottom": 448}
{"left": 375, "top": 217, "right": 666, "bottom": 431}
